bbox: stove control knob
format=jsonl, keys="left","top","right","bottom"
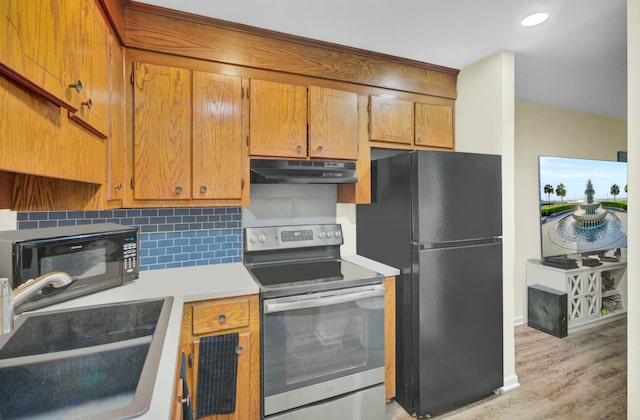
{"left": 335, "top": 231, "right": 342, "bottom": 238}
{"left": 327, "top": 231, "right": 334, "bottom": 239}
{"left": 318, "top": 232, "right": 326, "bottom": 239}
{"left": 259, "top": 234, "right": 267, "bottom": 243}
{"left": 248, "top": 234, "right": 257, "bottom": 243}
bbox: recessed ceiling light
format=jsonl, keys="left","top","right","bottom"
{"left": 521, "top": 12, "right": 549, "bottom": 27}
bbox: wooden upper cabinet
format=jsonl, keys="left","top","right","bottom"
{"left": 415, "top": 102, "right": 454, "bottom": 149}
{"left": 249, "top": 79, "right": 307, "bottom": 158}
{"left": 128, "top": 57, "right": 248, "bottom": 206}
{"left": 0, "top": 0, "right": 110, "bottom": 138}
{"left": 192, "top": 71, "right": 243, "bottom": 200}
{"left": 133, "top": 62, "right": 191, "bottom": 200}
{"left": 369, "top": 96, "right": 414, "bottom": 144}
{"left": 0, "top": 0, "right": 68, "bottom": 104}
{"left": 66, "top": 0, "right": 111, "bottom": 138}
{"left": 308, "top": 86, "right": 358, "bottom": 160}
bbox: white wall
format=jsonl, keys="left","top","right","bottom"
{"left": 0, "top": 210, "right": 16, "bottom": 230}
{"left": 456, "top": 51, "right": 518, "bottom": 391}
{"left": 514, "top": 102, "right": 627, "bottom": 321}
{"left": 336, "top": 203, "right": 356, "bottom": 256}
{"left": 627, "top": 0, "right": 639, "bottom": 416}
{"left": 243, "top": 184, "right": 337, "bottom": 227}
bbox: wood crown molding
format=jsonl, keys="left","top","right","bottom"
{"left": 124, "top": 2, "right": 458, "bottom": 98}
{"left": 126, "top": 2, "right": 458, "bottom": 76}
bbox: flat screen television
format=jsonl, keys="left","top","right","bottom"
{"left": 538, "top": 156, "right": 628, "bottom": 258}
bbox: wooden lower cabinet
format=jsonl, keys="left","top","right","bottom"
{"left": 176, "top": 295, "right": 260, "bottom": 420}
{"left": 384, "top": 276, "right": 396, "bottom": 402}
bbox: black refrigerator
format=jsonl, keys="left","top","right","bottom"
{"left": 357, "top": 150, "right": 503, "bottom": 417}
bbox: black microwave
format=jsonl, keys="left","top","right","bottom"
{"left": 0, "top": 223, "right": 139, "bottom": 313}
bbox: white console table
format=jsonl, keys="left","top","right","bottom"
{"left": 526, "top": 260, "right": 627, "bottom": 333}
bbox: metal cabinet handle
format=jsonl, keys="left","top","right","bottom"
{"left": 188, "top": 353, "right": 193, "bottom": 368}
{"left": 317, "top": 145, "right": 323, "bottom": 152}
{"left": 200, "top": 185, "right": 207, "bottom": 193}
{"left": 296, "top": 145, "right": 302, "bottom": 154}
{"left": 416, "top": 137, "right": 422, "bottom": 143}
{"left": 235, "top": 346, "right": 244, "bottom": 355}
{"left": 81, "top": 99, "right": 93, "bottom": 109}
{"left": 68, "top": 80, "right": 83, "bottom": 93}
{"left": 175, "top": 186, "right": 183, "bottom": 194}
{"left": 218, "top": 314, "right": 227, "bottom": 323}
{"left": 114, "top": 184, "right": 122, "bottom": 191}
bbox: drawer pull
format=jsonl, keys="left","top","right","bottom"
{"left": 188, "top": 353, "right": 193, "bottom": 368}
{"left": 200, "top": 185, "right": 207, "bottom": 193}
{"left": 175, "top": 186, "right": 183, "bottom": 194}
{"left": 218, "top": 314, "right": 227, "bottom": 323}
{"left": 81, "top": 98, "right": 93, "bottom": 109}
{"left": 235, "top": 346, "right": 244, "bottom": 355}
{"left": 296, "top": 145, "right": 302, "bottom": 154}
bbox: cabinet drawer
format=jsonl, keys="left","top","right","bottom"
{"left": 192, "top": 298, "right": 250, "bottom": 335}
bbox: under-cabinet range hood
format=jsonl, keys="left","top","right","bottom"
{"left": 250, "top": 158, "right": 357, "bottom": 184}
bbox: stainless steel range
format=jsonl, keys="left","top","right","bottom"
{"left": 244, "top": 224, "right": 386, "bottom": 420}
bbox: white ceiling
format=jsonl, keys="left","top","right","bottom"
{"left": 136, "top": 0, "right": 627, "bottom": 119}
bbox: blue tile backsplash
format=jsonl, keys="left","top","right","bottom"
{"left": 17, "top": 207, "right": 243, "bottom": 271}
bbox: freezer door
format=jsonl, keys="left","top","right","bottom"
{"left": 411, "top": 150, "right": 502, "bottom": 243}
{"left": 413, "top": 241, "right": 503, "bottom": 416}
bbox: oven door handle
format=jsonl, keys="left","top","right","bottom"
{"left": 263, "top": 285, "right": 386, "bottom": 313}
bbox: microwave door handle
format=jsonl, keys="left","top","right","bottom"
{"left": 263, "top": 287, "right": 386, "bottom": 314}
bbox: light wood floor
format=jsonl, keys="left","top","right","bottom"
{"left": 386, "top": 318, "right": 627, "bottom": 419}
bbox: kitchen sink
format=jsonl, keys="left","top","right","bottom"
{"left": 0, "top": 297, "right": 173, "bottom": 420}
{"left": 0, "top": 298, "right": 166, "bottom": 359}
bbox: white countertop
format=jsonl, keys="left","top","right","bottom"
{"left": 31, "top": 263, "right": 259, "bottom": 420}
{"left": 343, "top": 255, "right": 400, "bottom": 277}
{"left": 26, "top": 256, "right": 397, "bottom": 419}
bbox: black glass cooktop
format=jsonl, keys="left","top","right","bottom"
{"left": 247, "top": 259, "right": 383, "bottom": 298}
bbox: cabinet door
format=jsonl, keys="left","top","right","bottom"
{"left": 249, "top": 79, "right": 307, "bottom": 158}
{"left": 193, "top": 72, "right": 244, "bottom": 200}
{"left": 415, "top": 102, "right": 454, "bottom": 149}
{"left": 308, "top": 86, "right": 358, "bottom": 160}
{"left": 193, "top": 332, "right": 251, "bottom": 420}
{"left": 582, "top": 271, "right": 601, "bottom": 321}
{"left": 133, "top": 62, "right": 191, "bottom": 200}
{"left": 66, "top": 0, "right": 111, "bottom": 138}
{"left": 0, "top": 0, "right": 68, "bottom": 105}
{"left": 567, "top": 272, "right": 600, "bottom": 326}
{"left": 369, "top": 95, "right": 413, "bottom": 144}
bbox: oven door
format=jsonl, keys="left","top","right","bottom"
{"left": 262, "top": 284, "right": 386, "bottom": 417}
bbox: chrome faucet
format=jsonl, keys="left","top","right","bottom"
{"left": 1, "top": 272, "right": 73, "bottom": 334}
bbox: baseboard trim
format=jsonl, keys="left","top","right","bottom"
{"left": 501, "top": 374, "right": 520, "bottom": 393}
{"left": 514, "top": 316, "right": 525, "bottom": 326}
